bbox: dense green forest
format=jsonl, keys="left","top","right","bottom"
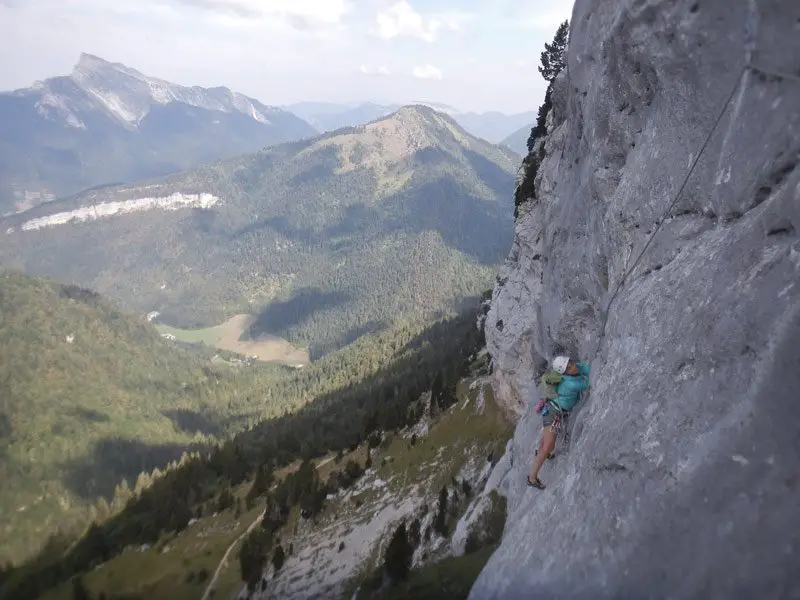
{"left": 0, "top": 271, "right": 239, "bottom": 563}
{"left": 0, "top": 269, "right": 486, "bottom": 599}
{"left": 1, "top": 106, "right": 515, "bottom": 357}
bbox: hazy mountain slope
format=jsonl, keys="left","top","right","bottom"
{"left": 285, "top": 101, "right": 402, "bottom": 132}
{"left": 453, "top": 111, "right": 536, "bottom": 144}
{"left": 35, "top": 368, "right": 509, "bottom": 600}
{"left": 1, "top": 105, "right": 518, "bottom": 357}
{"left": 285, "top": 101, "right": 536, "bottom": 144}
{"left": 499, "top": 123, "right": 533, "bottom": 156}
{"left": 0, "top": 54, "right": 316, "bottom": 214}
{"left": 0, "top": 270, "right": 494, "bottom": 569}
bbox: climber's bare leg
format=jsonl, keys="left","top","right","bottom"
{"left": 529, "top": 427, "right": 557, "bottom": 482}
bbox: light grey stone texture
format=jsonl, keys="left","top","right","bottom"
{"left": 477, "top": 0, "right": 799, "bottom": 598}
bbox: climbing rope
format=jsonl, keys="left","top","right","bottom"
{"left": 590, "top": 56, "right": 800, "bottom": 359}
{"left": 558, "top": 17, "right": 798, "bottom": 451}
{"left": 592, "top": 66, "right": 748, "bottom": 357}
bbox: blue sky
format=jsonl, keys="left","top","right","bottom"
{"left": 0, "top": 0, "right": 575, "bottom": 113}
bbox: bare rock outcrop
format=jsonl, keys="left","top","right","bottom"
{"left": 476, "top": 0, "right": 799, "bottom": 598}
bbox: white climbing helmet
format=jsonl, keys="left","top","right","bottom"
{"left": 552, "top": 356, "right": 570, "bottom": 374}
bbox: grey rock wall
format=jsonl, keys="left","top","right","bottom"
{"left": 476, "top": 0, "right": 800, "bottom": 598}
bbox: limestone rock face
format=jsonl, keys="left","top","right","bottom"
{"left": 477, "top": 0, "right": 800, "bottom": 597}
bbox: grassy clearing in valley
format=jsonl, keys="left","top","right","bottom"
{"left": 156, "top": 314, "right": 310, "bottom": 367}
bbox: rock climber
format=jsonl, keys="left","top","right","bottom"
{"left": 527, "top": 356, "right": 591, "bottom": 490}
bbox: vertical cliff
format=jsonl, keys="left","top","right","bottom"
{"left": 475, "top": 0, "right": 799, "bottom": 597}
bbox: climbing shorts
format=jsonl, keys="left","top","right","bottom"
{"left": 542, "top": 406, "right": 568, "bottom": 433}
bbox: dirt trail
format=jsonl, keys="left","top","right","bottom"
{"left": 201, "top": 510, "right": 264, "bottom": 600}
{"left": 200, "top": 455, "right": 335, "bottom": 600}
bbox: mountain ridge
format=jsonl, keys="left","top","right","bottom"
{"left": 1, "top": 104, "right": 517, "bottom": 357}
{"left": 0, "top": 54, "right": 317, "bottom": 213}
{"left": 15, "top": 53, "right": 305, "bottom": 130}
{"left": 499, "top": 122, "right": 533, "bottom": 156}
{"left": 285, "top": 100, "right": 535, "bottom": 144}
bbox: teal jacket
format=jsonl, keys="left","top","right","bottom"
{"left": 552, "top": 362, "right": 591, "bottom": 411}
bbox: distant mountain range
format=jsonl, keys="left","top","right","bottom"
{"left": 284, "top": 101, "right": 400, "bottom": 133}
{"left": 0, "top": 54, "right": 530, "bottom": 216}
{"left": 0, "top": 54, "right": 317, "bottom": 214}
{"left": 1, "top": 105, "right": 518, "bottom": 357}
{"left": 500, "top": 122, "right": 534, "bottom": 156}
{"left": 285, "top": 101, "right": 535, "bottom": 146}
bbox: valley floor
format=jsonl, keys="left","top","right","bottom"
{"left": 156, "top": 314, "right": 310, "bottom": 368}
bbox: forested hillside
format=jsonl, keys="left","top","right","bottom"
{"left": 0, "top": 271, "right": 250, "bottom": 563}
{"left": 1, "top": 105, "right": 517, "bottom": 358}
{"left": 0, "top": 270, "right": 479, "bottom": 565}
{"left": 0, "top": 280, "right": 487, "bottom": 599}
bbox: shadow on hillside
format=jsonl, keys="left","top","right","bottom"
{"left": 0, "top": 414, "right": 12, "bottom": 439}
{"left": 238, "top": 204, "right": 380, "bottom": 245}
{"left": 413, "top": 146, "right": 451, "bottom": 166}
{"left": 309, "top": 320, "right": 389, "bottom": 360}
{"left": 289, "top": 162, "right": 337, "bottom": 187}
{"left": 322, "top": 203, "right": 381, "bottom": 241}
{"left": 232, "top": 215, "right": 313, "bottom": 242}
{"left": 61, "top": 437, "right": 209, "bottom": 500}
{"left": 0, "top": 414, "right": 9, "bottom": 460}
{"left": 189, "top": 207, "right": 220, "bottom": 234}
{"left": 68, "top": 407, "right": 111, "bottom": 424}
{"left": 163, "top": 409, "right": 225, "bottom": 437}
{"left": 247, "top": 288, "right": 352, "bottom": 340}
{"left": 384, "top": 173, "right": 513, "bottom": 265}
{"left": 463, "top": 148, "right": 518, "bottom": 197}
{"left": 339, "top": 319, "right": 388, "bottom": 347}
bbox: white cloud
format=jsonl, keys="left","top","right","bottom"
{"left": 166, "top": 0, "right": 352, "bottom": 23}
{"left": 513, "top": 7, "right": 571, "bottom": 31}
{"left": 412, "top": 64, "right": 442, "bottom": 80}
{"left": 374, "top": 1, "right": 441, "bottom": 43}
{"left": 0, "top": 0, "right": 575, "bottom": 113}
{"left": 360, "top": 64, "right": 390, "bottom": 76}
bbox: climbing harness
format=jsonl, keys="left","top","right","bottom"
{"left": 542, "top": 400, "right": 569, "bottom": 453}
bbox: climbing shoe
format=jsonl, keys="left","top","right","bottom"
{"left": 527, "top": 476, "right": 546, "bottom": 490}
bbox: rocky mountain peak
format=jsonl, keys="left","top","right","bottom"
{"left": 0, "top": 55, "right": 318, "bottom": 213}
{"left": 297, "top": 104, "right": 511, "bottom": 184}
{"left": 69, "top": 54, "right": 157, "bottom": 124}
{"left": 73, "top": 52, "right": 120, "bottom": 74}
{"left": 62, "top": 53, "right": 280, "bottom": 126}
